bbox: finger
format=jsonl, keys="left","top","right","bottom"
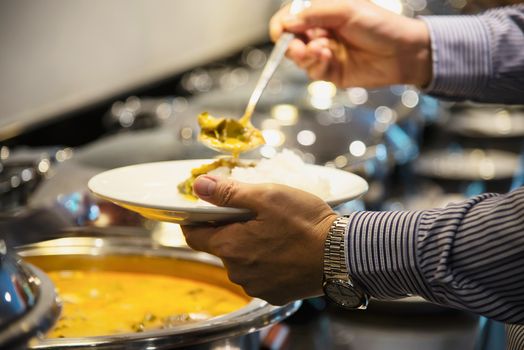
{"left": 269, "top": 4, "right": 292, "bottom": 41}
{"left": 305, "top": 28, "right": 331, "bottom": 40}
{"left": 308, "top": 59, "right": 330, "bottom": 81}
{"left": 181, "top": 225, "right": 216, "bottom": 253}
{"left": 297, "top": 55, "right": 320, "bottom": 71}
{"left": 306, "top": 37, "right": 330, "bottom": 58}
{"left": 320, "top": 47, "right": 333, "bottom": 61}
{"left": 288, "top": 37, "right": 328, "bottom": 70}
{"left": 286, "top": 38, "right": 307, "bottom": 62}
{"left": 301, "top": 38, "right": 330, "bottom": 79}
{"left": 192, "top": 175, "right": 268, "bottom": 211}
{"left": 326, "top": 38, "right": 350, "bottom": 86}
{"left": 284, "top": 2, "right": 351, "bottom": 33}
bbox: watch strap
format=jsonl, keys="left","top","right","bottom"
{"left": 324, "top": 216, "right": 351, "bottom": 281}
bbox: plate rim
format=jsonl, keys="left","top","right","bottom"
{"left": 87, "top": 159, "right": 368, "bottom": 215}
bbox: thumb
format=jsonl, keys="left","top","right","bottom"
{"left": 283, "top": 4, "right": 350, "bottom": 33}
{"left": 193, "top": 175, "right": 261, "bottom": 211}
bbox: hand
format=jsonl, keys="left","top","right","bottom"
{"left": 270, "top": 0, "right": 432, "bottom": 88}
{"left": 181, "top": 175, "right": 337, "bottom": 305}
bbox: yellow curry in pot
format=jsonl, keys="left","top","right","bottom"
{"left": 44, "top": 270, "right": 248, "bottom": 338}
{"left": 23, "top": 249, "right": 251, "bottom": 339}
{"left": 45, "top": 270, "right": 249, "bottom": 338}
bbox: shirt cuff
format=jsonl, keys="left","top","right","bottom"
{"left": 419, "top": 15, "right": 491, "bottom": 100}
{"left": 345, "top": 210, "right": 433, "bottom": 300}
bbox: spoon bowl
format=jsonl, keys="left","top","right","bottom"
{"left": 197, "top": 112, "right": 265, "bottom": 156}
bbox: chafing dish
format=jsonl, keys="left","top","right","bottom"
{"left": 16, "top": 233, "right": 300, "bottom": 350}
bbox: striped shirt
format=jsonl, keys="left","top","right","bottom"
{"left": 421, "top": 5, "right": 524, "bottom": 104}
{"left": 345, "top": 5, "right": 524, "bottom": 350}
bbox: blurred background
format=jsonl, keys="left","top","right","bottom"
{"left": 0, "top": 0, "right": 522, "bottom": 349}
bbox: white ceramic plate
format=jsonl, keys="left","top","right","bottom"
{"left": 88, "top": 159, "right": 368, "bottom": 224}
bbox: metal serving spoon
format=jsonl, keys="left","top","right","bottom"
{"left": 198, "top": 0, "right": 310, "bottom": 156}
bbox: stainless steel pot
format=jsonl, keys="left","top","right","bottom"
{"left": 0, "top": 239, "right": 60, "bottom": 349}
{"left": 16, "top": 234, "right": 300, "bottom": 350}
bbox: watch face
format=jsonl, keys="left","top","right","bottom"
{"left": 324, "top": 279, "right": 366, "bottom": 309}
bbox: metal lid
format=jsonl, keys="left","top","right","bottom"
{"left": 0, "top": 239, "right": 60, "bottom": 349}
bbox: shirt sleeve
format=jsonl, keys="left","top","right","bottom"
{"left": 419, "top": 5, "right": 524, "bottom": 104}
{"left": 506, "top": 324, "right": 524, "bottom": 350}
{"left": 345, "top": 185, "right": 524, "bottom": 325}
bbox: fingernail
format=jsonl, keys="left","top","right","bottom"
{"left": 194, "top": 175, "right": 217, "bottom": 198}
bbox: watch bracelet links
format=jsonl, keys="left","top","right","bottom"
{"left": 324, "top": 216, "right": 352, "bottom": 282}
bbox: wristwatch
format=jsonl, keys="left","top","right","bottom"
{"left": 323, "top": 216, "right": 368, "bottom": 309}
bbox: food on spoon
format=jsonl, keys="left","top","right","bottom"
{"left": 198, "top": 112, "right": 265, "bottom": 157}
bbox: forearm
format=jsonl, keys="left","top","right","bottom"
{"left": 420, "top": 5, "right": 524, "bottom": 104}
{"left": 346, "top": 186, "right": 524, "bottom": 324}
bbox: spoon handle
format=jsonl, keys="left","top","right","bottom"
{"left": 241, "top": 33, "right": 293, "bottom": 123}
{"left": 241, "top": 0, "right": 310, "bottom": 124}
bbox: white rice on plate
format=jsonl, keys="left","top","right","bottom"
{"left": 206, "top": 149, "right": 332, "bottom": 199}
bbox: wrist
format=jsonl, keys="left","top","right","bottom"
{"left": 316, "top": 214, "right": 338, "bottom": 293}
{"left": 399, "top": 18, "right": 432, "bottom": 87}
{"left": 322, "top": 215, "right": 369, "bottom": 309}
